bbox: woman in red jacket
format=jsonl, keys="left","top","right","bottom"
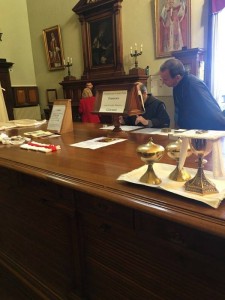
{"left": 78, "top": 87, "right": 100, "bottom": 123}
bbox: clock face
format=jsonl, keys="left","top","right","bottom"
{"left": 184, "top": 64, "right": 191, "bottom": 74}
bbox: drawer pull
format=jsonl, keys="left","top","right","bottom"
{"left": 168, "top": 231, "right": 185, "bottom": 245}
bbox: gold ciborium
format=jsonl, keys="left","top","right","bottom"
{"left": 184, "top": 138, "right": 218, "bottom": 195}
{"left": 136, "top": 138, "right": 165, "bottom": 185}
{"left": 166, "top": 138, "right": 192, "bottom": 182}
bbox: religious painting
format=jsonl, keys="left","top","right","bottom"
{"left": 90, "top": 18, "right": 114, "bottom": 67}
{"left": 43, "top": 25, "right": 65, "bottom": 70}
{"left": 73, "top": 0, "right": 124, "bottom": 79}
{"left": 155, "top": 0, "right": 191, "bottom": 58}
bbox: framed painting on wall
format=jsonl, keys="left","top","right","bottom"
{"left": 73, "top": 0, "right": 125, "bottom": 79}
{"left": 155, "top": 0, "right": 191, "bottom": 58}
{"left": 90, "top": 17, "right": 114, "bottom": 67}
{"left": 43, "top": 25, "right": 65, "bottom": 71}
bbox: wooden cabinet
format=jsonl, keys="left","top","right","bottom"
{"left": 0, "top": 59, "right": 14, "bottom": 119}
{"left": 1, "top": 123, "right": 225, "bottom": 299}
{"left": 172, "top": 48, "right": 205, "bottom": 80}
{"left": 77, "top": 192, "right": 225, "bottom": 300}
{"left": 0, "top": 168, "right": 80, "bottom": 300}
{"left": 60, "top": 74, "right": 149, "bottom": 121}
{"left": 12, "top": 86, "right": 39, "bottom": 107}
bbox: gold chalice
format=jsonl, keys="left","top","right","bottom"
{"left": 166, "top": 138, "right": 192, "bottom": 182}
{"left": 185, "top": 138, "right": 218, "bottom": 195}
{"left": 136, "top": 138, "right": 165, "bottom": 185}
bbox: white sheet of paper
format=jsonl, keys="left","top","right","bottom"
{"left": 100, "top": 125, "right": 143, "bottom": 132}
{"left": 99, "top": 90, "right": 127, "bottom": 113}
{"left": 70, "top": 136, "right": 126, "bottom": 150}
{"left": 47, "top": 105, "right": 66, "bottom": 132}
{"left": 132, "top": 128, "right": 173, "bottom": 135}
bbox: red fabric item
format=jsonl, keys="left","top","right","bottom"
{"left": 212, "top": 0, "right": 225, "bottom": 13}
{"left": 78, "top": 96, "right": 100, "bottom": 123}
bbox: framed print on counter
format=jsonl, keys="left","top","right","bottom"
{"left": 155, "top": 0, "right": 191, "bottom": 58}
{"left": 43, "top": 25, "right": 65, "bottom": 70}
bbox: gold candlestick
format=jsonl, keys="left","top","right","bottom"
{"left": 130, "top": 43, "right": 143, "bottom": 68}
{"left": 63, "top": 58, "right": 76, "bottom": 81}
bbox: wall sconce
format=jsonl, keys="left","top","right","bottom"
{"left": 0, "top": 33, "right": 3, "bottom": 41}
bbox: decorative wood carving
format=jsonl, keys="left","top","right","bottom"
{"left": 73, "top": 0, "right": 125, "bottom": 79}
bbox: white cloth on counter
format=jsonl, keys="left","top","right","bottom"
{"left": 172, "top": 130, "right": 225, "bottom": 179}
{"left": 0, "top": 83, "right": 9, "bottom": 122}
{"left": 117, "top": 163, "right": 225, "bottom": 209}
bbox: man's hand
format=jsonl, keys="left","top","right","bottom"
{"left": 135, "top": 115, "right": 149, "bottom": 126}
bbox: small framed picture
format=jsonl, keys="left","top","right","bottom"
{"left": 155, "top": 0, "right": 191, "bottom": 58}
{"left": 42, "top": 25, "right": 65, "bottom": 70}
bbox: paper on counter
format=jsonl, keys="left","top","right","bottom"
{"left": 100, "top": 125, "right": 143, "bottom": 131}
{"left": 172, "top": 129, "right": 225, "bottom": 140}
{"left": 118, "top": 163, "right": 225, "bottom": 208}
{"left": 132, "top": 128, "right": 175, "bottom": 135}
{"left": 70, "top": 136, "right": 126, "bottom": 150}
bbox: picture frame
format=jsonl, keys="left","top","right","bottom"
{"left": 90, "top": 17, "right": 114, "bottom": 67}
{"left": 42, "top": 25, "right": 65, "bottom": 70}
{"left": 46, "top": 89, "right": 58, "bottom": 105}
{"left": 73, "top": 0, "right": 125, "bottom": 79}
{"left": 155, "top": 0, "right": 191, "bottom": 58}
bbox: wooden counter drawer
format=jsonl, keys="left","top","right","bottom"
{"left": 84, "top": 259, "right": 160, "bottom": 300}
{"left": 76, "top": 192, "right": 134, "bottom": 228}
{"left": 135, "top": 211, "right": 225, "bottom": 259}
{"left": 13, "top": 172, "right": 75, "bottom": 215}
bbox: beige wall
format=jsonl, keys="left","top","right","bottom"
{"left": 1, "top": 0, "right": 208, "bottom": 122}
{"left": 0, "top": 0, "right": 36, "bottom": 85}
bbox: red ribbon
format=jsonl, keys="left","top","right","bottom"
{"left": 28, "top": 142, "right": 57, "bottom": 151}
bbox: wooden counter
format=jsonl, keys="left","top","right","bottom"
{"left": 0, "top": 123, "right": 225, "bottom": 299}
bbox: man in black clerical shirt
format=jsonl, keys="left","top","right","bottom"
{"left": 119, "top": 83, "right": 170, "bottom": 128}
{"left": 160, "top": 58, "right": 225, "bottom": 130}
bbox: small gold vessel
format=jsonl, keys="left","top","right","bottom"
{"left": 185, "top": 138, "right": 218, "bottom": 195}
{"left": 166, "top": 138, "right": 192, "bottom": 182}
{"left": 136, "top": 138, "right": 165, "bottom": 185}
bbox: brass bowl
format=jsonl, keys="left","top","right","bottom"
{"left": 166, "top": 138, "right": 192, "bottom": 182}
{"left": 137, "top": 138, "right": 165, "bottom": 164}
{"left": 136, "top": 138, "right": 165, "bottom": 185}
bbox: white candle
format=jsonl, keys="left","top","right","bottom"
{"left": 70, "top": 57, "right": 72, "bottom": 64}
{"left": 130, "top": 46, "right": 132, "bottom": 54}
{"left": 135, "top": 43, "right": 137, "bottom": 50}
{"left": 67, "top": 57, "right": 69, "bottom": 62}
{"left": 140, "top": 44, "right": 143, "bottom": 52}
{"left": 63, "top": 59, "right": 66, "bottom": 65}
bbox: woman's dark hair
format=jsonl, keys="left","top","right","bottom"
{"left": 160, "top": 58, "right": 186, "bottom": 78}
